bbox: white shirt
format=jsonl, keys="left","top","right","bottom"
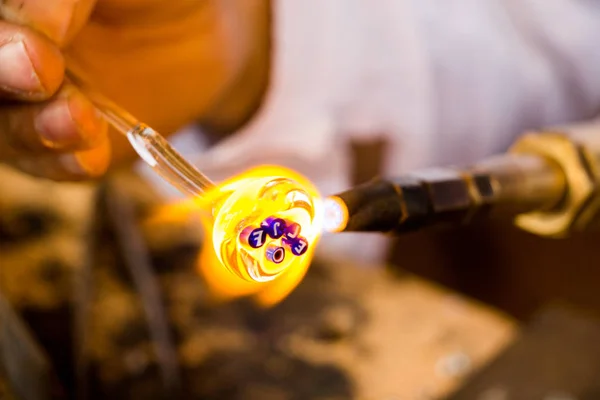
{"left": 138, "top": 0, "right": 600, "bottom": 263}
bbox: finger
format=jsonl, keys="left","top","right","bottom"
{"left": 0, "top": 84, "right": 107, "bottom": 158}
{"left": 0, "top": 21, "right": 64, "bottom": 100}
{"left": 0, "top": 0, "right": 97, "bottom": 46}
{"left": 9, "top": 135, "right": 111, "bottom": 181}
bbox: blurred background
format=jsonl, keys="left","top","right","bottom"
{"left": 3, "top": 146, "right": 600, "bottom": 400}
{"left": 4, "top": 1, "right": 600, "bottom": 399}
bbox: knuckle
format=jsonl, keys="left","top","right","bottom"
{"left": 0, "top": 0, "right": 78, "bottom": 45}
{"left": 0, "top": 20, "right": 31, "bottom": 41}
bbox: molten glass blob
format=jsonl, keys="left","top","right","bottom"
{"left": 146, "top": 166, "right": 323, "bottom": 306}
{"left": 197, "top": 166, "right": 323, "bottom": 286}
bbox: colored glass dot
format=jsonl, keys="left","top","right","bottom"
{"left": 284, "top": 222, "right": 302, "bottom": 240}
{"left": 240, "top": 227, "right": 268, "bottom": 248}
{"left": 290, "top": 236, "right": 309, "bottom": 256}
{"left": 265, "top": 245, "right": 286, "bottom": 264}
{"left": 261, "top": 217, "right": 287, "bottom": 239}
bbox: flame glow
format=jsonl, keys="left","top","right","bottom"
{"left": 150, "top": 165, "right": 324, "bottom": 307}
{"left": 322, "top": 196, "right": 349, "bottom": 232}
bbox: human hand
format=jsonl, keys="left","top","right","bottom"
{"left": 0, "top": 0, "right": 256, "bottom": 181}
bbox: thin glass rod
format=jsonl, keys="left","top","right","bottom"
{"left": 65, "top": 69, "right": 216, "bottom": 197}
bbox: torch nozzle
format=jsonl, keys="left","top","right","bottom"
{"left": 323, "top": 153, "right": 567, "bottom": 235}
{"left": 322, "top": 197, "right": 350, "bottom": 233}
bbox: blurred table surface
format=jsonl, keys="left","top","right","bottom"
{"left": 305, "top": 257, "right": 517, "bottom": 400}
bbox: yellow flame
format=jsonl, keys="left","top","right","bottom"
{"left": 149, "top": 165, "right": 323, "bottom": 307}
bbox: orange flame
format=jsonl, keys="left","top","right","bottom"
{"left": 150, "top": 165, "right": 323, "bottom": 307}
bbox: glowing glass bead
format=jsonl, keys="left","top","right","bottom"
{"left": 205, "top": 166, "right": 323, "bottom": 283}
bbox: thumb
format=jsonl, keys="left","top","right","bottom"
{"left": 0, "top": 0, "right": 97, "bottom": 46}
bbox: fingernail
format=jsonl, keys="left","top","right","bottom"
{"left": 36, "top": 89, "right": 107, "bottom": 149}
{"left": 68, "top": 91, "right": 107, "bottom": 146}
{"left": 0, "top": 40, "right": 43, "bottom": 94}
{"left": 59, "top": 146, "right": 109, "bottom": 178}
{"left": 35, "top": 99, "right": 81, "bottom": 148}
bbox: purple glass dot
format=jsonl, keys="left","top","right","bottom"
{"left": 261, "top": 217, "right": 286, "bottom": 239}
{"left": 265, "top": 245, "right": 286, "bottom": 264}
{"left": 240, "top": 227, "right": 267, "bottom": 248}
{"left": 284, "top": 222, "right": 301, "bottom": 240}
{"left": 290, "top": 237, "right": 309, "bottom": 256}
